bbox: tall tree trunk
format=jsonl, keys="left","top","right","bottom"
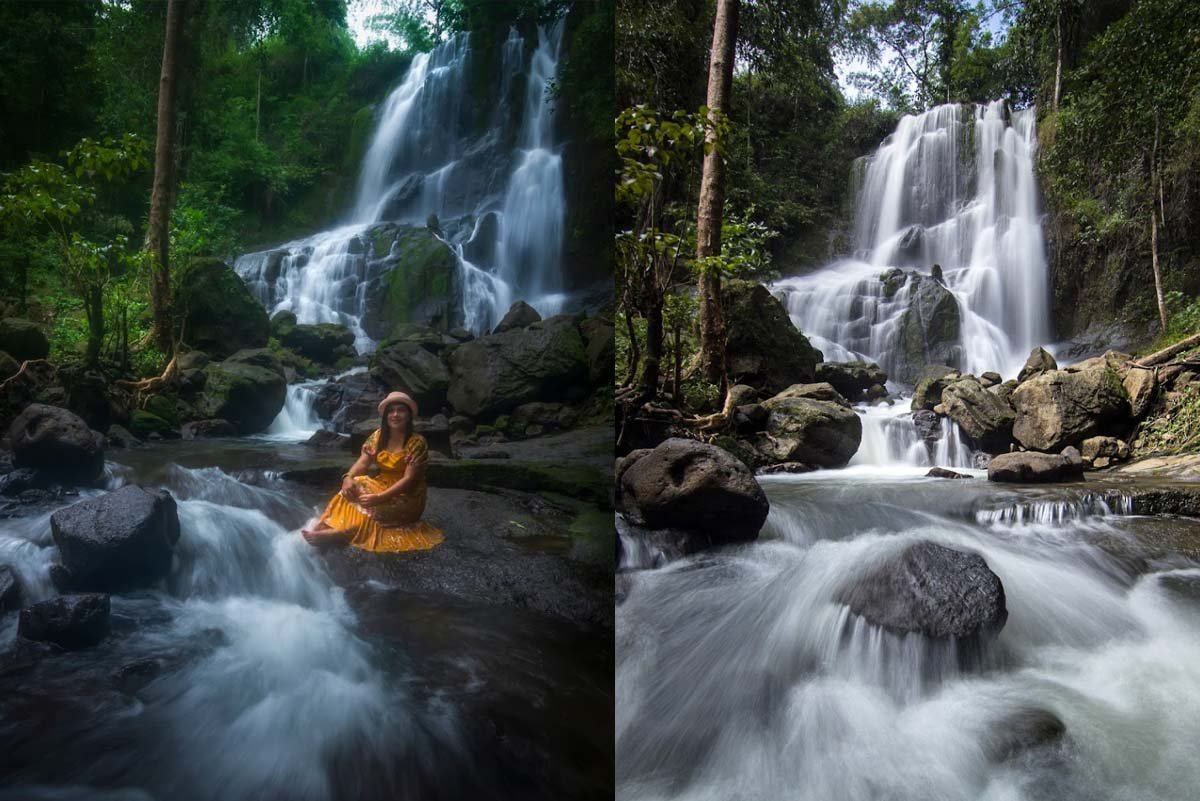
{"left": 84, "top": 283, "right": 104, "bottom": 369}
{"left": 639, "top": 295, "right": 663, "bottom": 399}
{"left": 1053, "top": 9, "right": 1063, "bottom": 112}
{"left": 1151, "top": 113, "right": 1168, "bottom": 331}
{"left": 255, "top": 69, "right": 262, "bottom": 142}
{"left": 696, "top": 0, "right": 738, "bottom": 391}
{"left": 147, "top": 0, "right": 185, "bottom": 355}
{"left": 623, "top": 308, "right": 641, "bottom": 388}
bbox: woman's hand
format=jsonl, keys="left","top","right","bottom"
{"left": 357, "top": 491, "right": 385, "bottom": 508}
{"left": 340, "top": 477, "right": 359, "bottom": 500}
{"left": 361, "top": 442, "right": 377, "bottom": 458}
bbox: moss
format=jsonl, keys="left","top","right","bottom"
{"left": 372, "top": 226, "right": 397, "bottom": 258}
{"left": 473, "top": 424, "right": 497, "bottom": 437}
{"left": 143, "top": 394, "right": 180, "bottom": 426}
{"left": 493, "top": 414, "right": 511, "bottom": 431}
{"left": 378, "top": 227, "right": 457, "bottom": 328}
{"left": 130, "top": 410, "right": 173, "bottom": 438}
{"left": 176, "top": 257, "right": 269, "bottom": 358}
{"left": 343, "top": 105, "right": 376, "bottom": 173}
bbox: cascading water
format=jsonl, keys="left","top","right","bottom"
{"left": 234, "top": 21, "right": 572, "bottom": 345}
{"left": 775, "top": 101, "right": 1049, "bottom": 384}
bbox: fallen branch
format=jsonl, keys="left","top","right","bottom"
{"left": 114, "top": 353, "right": 179, "bottom": 394}
{"left": 1132, "top": 332, "right": 1200, "bottom": 368}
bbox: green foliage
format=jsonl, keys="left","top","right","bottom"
{"left": 1136, "top": 382, "right": 1200, "bottom": 455}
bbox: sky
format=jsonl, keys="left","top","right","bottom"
{"left": 346, "top": 0, "right": 404, "bottom": 50}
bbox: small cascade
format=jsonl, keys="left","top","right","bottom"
{"left": 235, "top": 20, "right": 574, "bottom": 344}
{"left": 775, "top": 100, "right": 1049, "bottom": 383}
{"left": 851, "top": 400, "right": 975, "bottom": 469}
{"left": 259, "top": 365, "right": 368, "bottom": 442}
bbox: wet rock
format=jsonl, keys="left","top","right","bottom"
{"left": 836, "top": 541, "right": 1007, "bottom": 641}
{"left": 106, "top": 424, "right": 140, "bottom": 449}
{"left": 980, "top": 371, "right": 1002, "bottom": 388}
{"left": 722, "top": 280, "right": 822, "bottom": 395}
{"left": 62, "top": 368, "right": 131, "bottom": 432}
{"left": 370, "top": 341, "right": 450, "bottom": 413}
{"left": 177, "top": 349, "right": 210, "bottom": 371}
{"left": 926, "top": 467, "right": 971, "bottom": 479}
{"left": 181, "top": 419, "right": 237, "bottom": 439}
{"left": 306, "top": 429, "right": 352, "bottom": 449}
{"left": 912, "top": 409, "right": 942, "bottom": 444}
{"left": 0, "top": 467, "right": 55, "bottom": 496}
{"left": 360, "top": 225, "right": 460, "bottom": 336}
{"left": 985, "top": 707, "right": 1066, "bottom": 762}
{"left": 8, "top": 403, "right": 105, "bottom": 485}
{"left": 987, "top": 451, "right": 1084, "bottom": 483}
{"left": 894, "top": 276, "right": 962, "bottom": 384}
{"left": 772, "top": 382, "right": 850, "bottom": 407}
{"left": 493, "top": 300, "right": 541, "bottom": 333}
{"left": 755, "top": 396, "right": 862, "bottom": 468}
{"left": 446, "top": 315, "right": 588, "bottom": 418}
{"left": 224, "top": 347, "right": 286, "bottom": 380}
{"left": 580, "top": 315, "right": 615, "bottom": 386}
{"left": 814, "top": 361, "right": 887, "bottom": 402}
{"left": 130, "top": 409, "right": 175, "bottom": 439}
{"left": 0, "top": 317, "right": 50, "bottom": 361}
{"left": 175, "top": 257, "right": 269, "bottom": 358}
{"left": 1017, "top": 347, "right": 1058, "bottom": 382}
{"left": 1081, "top": 436, "right": 1129, "bottom": 466}
{"left": 618, "top": 438, "right": 768, "bottom": 546}
{"left": 0, "top": 564, "right": 21, "bottom": 612}
{"left": 50, "top": 485, "right": 180, "bottom": 592}
{"left": 112, "top": 657, "right": 165, "bottom": 694}
{"left": 18, "top": 593, "right": 110, "bottom": 649}
{"left": 196, "top": 358, "right": 286, "bottom": 434}
{"left": 1011, "top": 366, "right": 1131, "bottom": 452}
{"left": 941, "top": 376, "right": 1016, "bottom": 453}
{"left": 509, "top": 402, "right": 577, "bottom": 435}
{"left": 727, "top": 384, "right": 759, "bottom": 407}
{"left": 911, "top": 365, "right": 959, "bottom": 411}
{"left": 279, "top": 323, "right": 356, "bottom": 364}
{"left": 866, "top": 383, "right": 889, "bottom": 402}
{"left": 756, "top": 462, "right": 816, "bottom": 475}
{"left": 1123, "top": 366, "right": 1157, "bottom": 418}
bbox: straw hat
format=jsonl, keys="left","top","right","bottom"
{"left": 377, "top": 391, "right": 418, "bottom": 419}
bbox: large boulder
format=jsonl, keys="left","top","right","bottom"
{"left": 446, "top": 315, "right": 588, "bottom": 418}
{"left": 618, "top": 439, "right": 769, "bottom": 547}
{"left": 176, "top": 257, "right": 270, "bottom": 359}
{"left": 755, "top": 396, "right": 862, "bottom": 468}
{"left": 370, "top": 341, "right": 450, "bottom": 413}
{"left": 940, "top": 376, "right": 1016, "bottom": 453}
{"left": 62, "top": 368, "right": 131, "bottom": 432}
{"left": 18, "top": 594, "right": 110, "bottom": 649}
{"left": 50, "top": 485, "right": 180, "bottom": 592}
{"left": 314, "top": 370, "right": 390, "bottom": 431}
{"left": 0, "top": 318, "right": 50, "bottom": 361}
{"left": 773, "top": 382, "right": 850, "bottom": 407}
{"left": 360, "top": 225, "right": 460, "bottom": 337}
{"left": 1123, "top": 366, "right": 1157, "bottom": 418}
{"left": 815, "top": 361, "right": 887, "bottom": 402}
{"left": 9, "top": 403, "right": 105, "bottom": 484}
{"left": 1011, "top": 366, "right": 1131, "bottom": 452}
{"left": 987, "top": 451, "right": 1085, "bottom": 483}
{"left": 493, "top": 300, "right": 541, "bottom": 333}
{"left": 195, "top": 359, "right": 286, "bottom": 434}
{"left": 278, "top": 323, "right": 355, "bottom": 364}
{"left": 911, "top": 365, "right": 959, "bottom": 411}
{"left": 724, "top": 281, "right": 822, "bottom": 395}
{"left": 835, "top": 541, "right": 1007, "bottom": 642}
{"left": 893, "top": 274, "right": 962, "bottom": 385}
{"left": 580, "top": 315, "right": 615, "bottom": 387}
{"left": 1017, "top": 347, "right": 1058, "bottom": 382}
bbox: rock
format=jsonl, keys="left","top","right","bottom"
{"left": 1066, "top": 350, "right": 1131, "bottom": 375}
{"left": 279, "top": 323, "right": 356, "bottom": 363}
{"left": 269, "top": 310, "right": 297, "bottom": 336}
{"left": 360, "top": 225, "right": 460, "bottom": 336}
{"left": 1081, "top": 436, "right": 1129, "bottom": 464}
{"left": 106, "top": 424, "right": 140, "bottom": 449}
{"left": 987, "top": 451, "right": 1084, "bottom": 483}
{"left": 314, "top": 371, "right": 389, "bottom": 430}
{"left": 196, "top": 359, "right": 286, "bottom": 434}
{"left": 0, "top": 358, "right": 57, "bottom": 428}
{"left": 18, "top": 594, "right": 110, "bottom": 649}
{"left": 225, "top": 348, "right": 286, "bottom": 380}
{"left": 0, "top": 350, "right": 18, "bottom": 380}
{"left": 1017, "top": 347, "right": 1058, "bottom": 382}
{"left": 980, "top": 371, "right": 1002, "bottom": 388}
{"left": 1123, "top": 367, "right": 1157, "bottom": 418}
{"left": 510, "top": 401, "right": 577, "bottom": 434}
{"left": 814, "top": 361, "right": 888, "bottom": 401}
{"left": 129, "top": 410, "right": 175, "bottom": 439}
{"left": 62, "top": 368, "right": 130, "bottom": 432}
{"left": 772, "top": 382, "right": 850, "bottom": 407}
{"left": 50, "top": 485, "right": 180, "bottom": 592}
{"left": 941, "top": 376, "right": 1016, "bottom": 453}
{"left": 0, "top": 564, "right": 21, "bottom": 612}
{"left": 0, "top": 318, "right": 50, "bottom": 361}
{"left": 733, "top": 403, "right": 768, "bottom": 434}
{"left": 911, "top": 365, "right": 959, "bottom": 411}
{"left": 181, "top": 419, "right": 237, "bottom": 439}
{"left": 756, "top": 462, "right": 816, "bottom": 475}
{"left": 446, "top": 315, "right": 588, "bottom": 418}
{"left": 912, "top": 409, "right": 942, "bottom": 444}
{"left": 985, "top": 708, "right": 1066, "bottom": 762}
{"left": 0, "top": 467, "right": 54, "bottom": 496}
{"left": 988, "top": 380, "right": 1018, "bottom": 406}
{"left": 894, "top": 275, "right": 962, "bottom": 384}
{"left": 9, "top": 403, "right": 105, "bottom": 485}
{"left": 1011, "top": 366, "right": 1131, "bottom": 452}
{"left": 306, "top": 429, "right": 351, "bottom": 449}
{"left": 370, "top": 341, "right": 450, "bottom": 412}
{"left": 414, "top": 413, "right": 452, "bottom": 456}
{"left": 755, "top": 396, "right": 862, "bottom": 468}
{"left": 722, "top": 281, "right": 822, "bottom": 395}
{"left": 866, "top": 384, "right": 888, "bottom": 402}
{"left": 493, "top": 300, "right": 541, "bottom": 333}
{"left": 579, "top": 315, "right": 615, "bottom": 386}
{"left": 727, "top": 384, "right": 759, "bottom": 407}
{"left": 175, "top": 257, "right": 269, "bottom": 358}
{"left": 177, "top": 350, "right": 211, "bottom": 371}
{"left": 926, "top": 467, "right": 971, "bottom": 479}
{"left": 835, "top": 541, "right": 1006, "bottom": 641}
{"left": 618, "top": 438, "right": 769, "bottom": 546}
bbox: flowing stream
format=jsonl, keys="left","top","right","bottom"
{"left": 0, "top": 441, "right": 610, "bottom": 801}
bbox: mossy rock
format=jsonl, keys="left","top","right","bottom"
{"left": 195, "top": 360, "right": 286, "bottom": 434}
{"left": 129, "top": 410, "right": 174, "bottom": 439}
{"left": 176, "top": 258, "right": 269, "bottom": 359}
{"left": 361, "top": 226, "right": 459, "bottom": 337}
{"left": 143, "top": 394, "right": 180, "bottom": 426}
{"left": 0, "top": 318, "right": 50, "bottom": 361}
{"left": 425, "top": 460, "right": 610, "bottom": 506}
{"left": 722, "top": 281, "right": 823, "bottom": 396}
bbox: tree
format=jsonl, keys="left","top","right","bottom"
{"left": 146, "top": 0, "right": 186, "bottom": 355}
{"left": 695, "top": 0, "right": 738, "bottom": 391}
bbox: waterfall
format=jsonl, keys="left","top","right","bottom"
{"left": 234, "top": 21, "right": 572, "bottom": 345}
{"left": 775, "top": 101, "right": 1049, "bottom": 384}
{"left": 851, "top": 401, "right": 974, "bottom": 469}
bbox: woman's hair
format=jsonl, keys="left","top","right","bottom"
{"left": 377, "top": 402, "right": 414, "bottom": 451}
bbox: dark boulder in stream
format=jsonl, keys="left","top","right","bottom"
{"left": 987, "top": 450, "right": 1085, "bottom": 483}
{"left": 836, "top": 541, "right": 1007, "bottom": 642}
{"left": 18, "top": 593, "right": 110, "bottom": 649}
{"left": 8, "top": 403, "right": 105, "bottom": 485}
{"left": 50, "top": 485, "right": 180, "bottom": 592}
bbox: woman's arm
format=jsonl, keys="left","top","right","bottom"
{"left": 359, "top": 460, "right": 425, "bottom": 505}
{"left": 340, "top": 444, "right": 375, "bottom": 498}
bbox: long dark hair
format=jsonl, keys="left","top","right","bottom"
{"left": 377, "top": 403, "right": 414, "bottom": 451}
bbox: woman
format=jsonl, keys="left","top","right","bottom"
{"left": 301, "top": 391, "right": 444, "bottom": 552}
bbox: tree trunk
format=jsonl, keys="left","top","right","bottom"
{"left": 1053, "top": 10, "right": 1063, "bottom": 112}
{"left": 1151, "top": 113, "right": 1168, "bottom": 331}
{"left": 84, "top": 283, "right": 104, "bottom": 368}
{"left": 147, "top": 0, "right": 186, "bottom": 356}
{"left": 639, "top": 297, "right": 663, "bottom": 399}
{"left": 623, "top": 308, "right": 640, "bottom": 387}
{"left": 672, "top": 324, "right": 683, "bottom": 401}
{"left": 696, "top": 0, "right": 738, "bottom": 390}
{"left": 255, "top": 69, "right": 262, "bottom": 142}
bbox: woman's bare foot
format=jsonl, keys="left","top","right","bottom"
{"left": 301, "top": 526, "right": 348, "bottom": 547}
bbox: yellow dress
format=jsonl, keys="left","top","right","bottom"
{"left": 318, "top": 430, "right": 445, "bottom": 552}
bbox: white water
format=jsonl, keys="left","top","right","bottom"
{"left": 851, "top": 400, "right": 974, "bottom": 469}
{"left": 617, "top": 474, "right": 1200, "bottom": 801}
{"left": 235, "top": 21, "right": 572, "bottom": 342}
{"left": 775, "top": 101, "right": 1049, "bottom": 385}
